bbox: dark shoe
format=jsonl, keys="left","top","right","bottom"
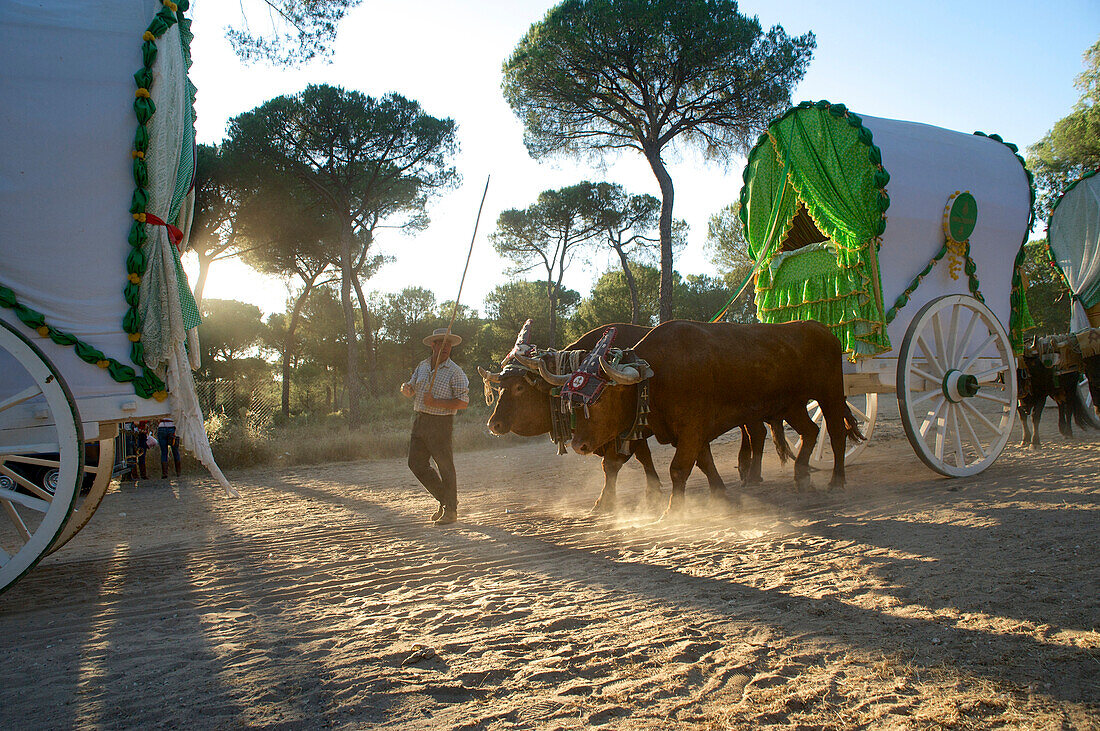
{"left": 433, "top": 508, "right": 458, "bottom": 526}
{"left": 431, "top": 504, "right": 445, "bottom": 522}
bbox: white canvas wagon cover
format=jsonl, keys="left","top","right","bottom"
{"left": 1047, "top": 170, "right": 1100, "bottom": 315}
{"left": 739, "top": 101, "right": 1034, "bottom": 358}
{"left": 0, "top": 0, "right": 231, "bottom": 492}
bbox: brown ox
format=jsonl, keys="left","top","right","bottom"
{"left": 568, "top": 320, "right": 861, "bottom": 515}
{"left": 480, "top": 324, "right": 786, "bottom": 512}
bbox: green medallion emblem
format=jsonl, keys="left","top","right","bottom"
{"left": 946, "top": 191, "right": 977, "bottom": 242}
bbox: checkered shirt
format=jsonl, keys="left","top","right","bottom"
{"left": 409, "top": 358, "right": 470, "bottom": 416}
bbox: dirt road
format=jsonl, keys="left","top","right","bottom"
{"left": 1, "top": 409, "right": 1097, "bottom": 729}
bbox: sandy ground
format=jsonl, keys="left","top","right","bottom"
{"left": 1, "top": 404, "right": 1098, "bottom": 730}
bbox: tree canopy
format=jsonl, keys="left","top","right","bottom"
{"left": 1027, "top": 38, "right": 1100, "bottom": 221}
{"left": 503, "top": 0, "right": 814, "bottom": 321}
{"left": 490, "top": 182, "right": 606, "bottom": 344}
{"left": 223, "top": 0, "right": 364, "bottom": 65}
{"left": 704, "top": 202, "right": 757, "bottom": 322}
{"left": 225, "top": 84, "right": 459, "bottom": 421}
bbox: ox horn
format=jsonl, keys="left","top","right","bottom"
{"left": 512, "top": 352, "right": 543, "bottom": 370}
{"left": 599, "top": 355, "right": 647, "bottom": 385}
{"left": 536, "top": 360, "right": 570, "bottom": 386}
{"left": 478, "top": 365, "right": 502, "bottom": 384}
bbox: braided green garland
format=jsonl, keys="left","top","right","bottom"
{"left": 884, "top": 239, "right": 984, "bottom": 323}
{"left": 0, "top": 1, "right": 195, "bottom": 401}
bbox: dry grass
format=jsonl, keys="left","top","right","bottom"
{"left": 191, "top": 399, "right": 522, "bottom": 471}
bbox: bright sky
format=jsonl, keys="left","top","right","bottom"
{"left": 184, "top": 0, "right": 1099, "bottom": 317}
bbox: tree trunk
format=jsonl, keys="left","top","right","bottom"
{"left": 613, "top": 243, "right": 641, "bottom": 324}
{"left": 281, "top": 280, "right": 315, "bottom": 418}
{"left": 545, "top": 279, "right": 557, "bottom": 346}
{"left": 351, "top": 276, "right": 379, "bottom": 398}
{"left": 645, "top": 147, "right": 676, "bottom": 323}
{"left": 193, "top": 251, "right": 213, "bottom": 310}
{"left": 338, "top": 217, "right": 362, "bottom": 423}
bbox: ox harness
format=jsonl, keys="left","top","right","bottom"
{"left": 553, "top": 327, "right": 652, "bottom": 456}
{"left": 1017, "top": 327, "right": 1100, "bottom": 394}
{"left": 484, "top": 322, "right": 652, "bottom": 456}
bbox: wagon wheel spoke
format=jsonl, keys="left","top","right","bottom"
{"left": 911, "top": 365, "right": 941, "bottom": 385}
{"left": 972, "top": 364, "right": 1009, "bottom": 383}
{"left": 974, "top": 391, "right": 1011, "bottom": 406}
{"left": 916, "top": 335, "right": 945, "bottom": 377}
{"left": 960, "top": 399, "right": 1001, "bottom": 433}
{"left": 953, "top": 310, "right": 980, "bottom": 369}
{"left": 949, "top": 406, "right": 967, "bottom": 468}
{"left": 956, "top": 407, "right": 988, "bottom": 460}
{"left": 0, "top": 465, "right": 53, "bottom": 502}
{"left": 0, "top": 385, "right": 43, "bottom": 415}
{"left": 932, "top": 312, "right": 948, "bottom": 373}
{"left": 920, "top": 398, "right": 946, "bottom": 440}
{"left": 812, "top": 422, "right": 828, "bottom": 463}
{"left": 933, "top": 410, "right": 946, "bottom": 462}
{"left": 944, "top": 305, "right": 962, "bottom": 366}
{"left": 1, "top": 500, "right": 31, "bottom": 543}
{"left": 958, "top": 332, "right": 999, "bottom": 375}
{"left": 911, "top": 388, "right": 940, "bottom": 408}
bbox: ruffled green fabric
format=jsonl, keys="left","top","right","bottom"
{"left": 757, "top": 249, "right": 891, "bottom": 358}
{"left": 739, "top": 100, "right": 891, "bottom": 359}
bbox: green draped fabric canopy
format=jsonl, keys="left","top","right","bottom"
{"left": 739, "top": 101, "right": 891, "bottom": 358}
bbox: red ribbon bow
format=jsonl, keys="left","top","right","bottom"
{"left": 143, "top": 212, "right": 184, "bottom": 252}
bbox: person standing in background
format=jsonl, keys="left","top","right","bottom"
{"left": 157, "top": 416, "right": 180, "bottom": 479}
{"left": 400, "top": 328, "right": 469, "bottom": 525}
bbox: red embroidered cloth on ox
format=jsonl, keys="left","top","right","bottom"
{"left": 560, "top": 327, "right": 616, "bottom": 406}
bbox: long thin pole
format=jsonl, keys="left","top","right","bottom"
{"left": 430, "top": 175, "right": 491, "bottom": 388}
{"left": 444, "top": 174, "right": 491, "bottom": 337}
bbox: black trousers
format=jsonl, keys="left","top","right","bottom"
{"left": 408, "top": 413, "right": 457, "bottom": 510}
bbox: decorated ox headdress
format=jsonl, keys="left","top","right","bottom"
{"left": 503, "top": 319, "right": 536, "bottom": 366}
{"left": 479, "top": 319, "right": 539, "bottom": 404}
{"left": 559, "top": 327, "right": 616, "bottom": 408}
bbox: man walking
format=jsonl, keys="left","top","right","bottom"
{"left": 400, "top": 327, "right": 469, "bottom": 525}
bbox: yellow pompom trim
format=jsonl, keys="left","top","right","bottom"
{"left": 153, "top": 390, "right": 169, "bottom": 402}
{"left": 128, "top": 273, "right": 142, "bottom": 284}
{"left": 128, "top": 333, "right": 141, "bottom": 342}
{"left": 133, "top": 213, "right": 146, "bottom": 223}
{"left": 163, "top": 0, "right": 178, "bottom": 11}
{"left": 131, "top": 150, "right": 145, "bottom": 159}
{"left": 135, "top": 88, "right": 151, "bottom": 99}
{"left": 97, "top": 360, "right": 110, "bottom": 369}
{"left": 36, "top": 326, "right": 49, "bottom": 337}
{"left": 143, "top": 31, "right": 156, "bottom": 42}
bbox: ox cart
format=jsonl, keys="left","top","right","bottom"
{"left": 0, "top": 0, "right": 228, "bottom": 596}
{"left": 738, "top": 101, "right": 1034, "bottom": 477}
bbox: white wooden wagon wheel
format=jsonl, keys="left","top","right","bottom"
{"left": 0, "top": 320, "right": 83, "bottom": 594}
{"left": 48, "top": 431, "right": 116, "bottom": 555}
{"left": 897, "top": 294, "right": 1016, "bottom": 477}
{"left": 784, "top": 393, "right": 878, "bottom": 470}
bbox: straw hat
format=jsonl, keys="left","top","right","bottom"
{"left": 423, "top": 327, "right": 462, "bottom": 347}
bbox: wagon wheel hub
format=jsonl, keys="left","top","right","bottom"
{"left": 942, "top": 369, "right": 980, "bottom": 402}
